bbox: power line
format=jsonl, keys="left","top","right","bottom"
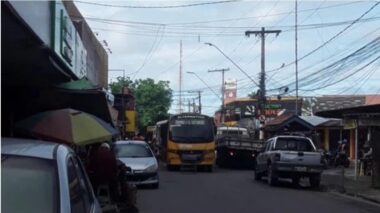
{"left": 298, "top": 56, "right": 380, "bottom": 92}
{"left": 132, "top": 26, "right": 165, "bottom": 79}
{"left": 85, "top": 13, "right": 380, "bottom": 33}
{"left": 274, "top": 37, "right": 380, "bottom": 93}
{"left": 266, "top": 2, "right": 380, "bottom": 73}
{"left": 167, "top": 1, "right": 366, "bottom": 25}
{"left": 74, "top": 0, "right": 239, "bottom": 9}
{"left": 269, "top": 27, "right": 380, "bottom": 87}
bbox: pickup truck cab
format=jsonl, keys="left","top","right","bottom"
{"left": 254, "top": 135, "right": 324, "bottom": 188}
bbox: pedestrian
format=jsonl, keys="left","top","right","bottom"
{"left": 87, "top": 142, "right": 118, "bottom": 201}
{"left": 362, "top": 142, "right": 373, "bottom": 176}
{"left": 132, "top": 133, "right": 145, "bottom": 141}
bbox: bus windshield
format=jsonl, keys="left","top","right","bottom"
{"left": 169, "top": 116, "right": 214, "bottom": 143}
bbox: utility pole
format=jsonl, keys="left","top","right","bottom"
{"left": 188, "top": 90, "right": 202, "bottom": 114}
{"left": 245, "top": 27, "right": 281, "bottom": 139}
{"left": 192, "top": 98, "right": 196, "bottom": 113}
{"left": 208, "top": 68, "right": 230, "bottom": 124}
{"left": 188, "top": 99, "right": 191, "bottom": 112}
{"left": 179, "top": 40, "right": 183, "bottom": 113}
{"left": 295, "top": 0, "right": 299, "bottom": 115}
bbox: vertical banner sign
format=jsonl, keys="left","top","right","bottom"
{"left": 51, "top": 1, "right": 87, "bottom": 78}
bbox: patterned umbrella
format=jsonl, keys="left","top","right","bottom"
{"left": 15, "top": 108, "right": 119, "bottom": 146}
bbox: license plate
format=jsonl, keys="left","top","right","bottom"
{"left": 295, "top": 167, "right": 307, "bottom": 172}
{"left": 230, "top": 141, "right": 239, "bottom": 145}
{"left": 182, "top": 154, "right": 198, "bottom": 161}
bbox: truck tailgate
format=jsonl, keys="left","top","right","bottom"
{"left": 279, "top": 151, "right": 321, "bottom": 166}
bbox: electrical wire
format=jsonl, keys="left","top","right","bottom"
{"left": 74, "top": 0, "right": 239, "bottom": 9}
{"left": 266, "top": 2, "right": 380, "bottom": 73}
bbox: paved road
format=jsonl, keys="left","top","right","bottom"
{"left": 137, "top": 166, "right": 380, "bottom": 213}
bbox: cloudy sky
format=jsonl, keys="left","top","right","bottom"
{"left": 74, "top": 0, "right": 380, "bottom": 115}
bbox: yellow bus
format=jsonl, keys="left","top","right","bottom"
{"left": 156, "top": 113, "right": 216, "bottom": 171}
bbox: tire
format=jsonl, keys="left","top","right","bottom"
{"left": 151, "top": 182, "right": 159, "bottom": 189}
{"left": 343, "top": 159, "right": 350, "bottom": 168}
{"left": 309, "top": 174, "right": 321, "bottom": 188}
{"left": 267, "top": 164, "right": 277, "bottom": 186}
{"left": 292, "top": 177, "right": 300, "bottom": 186}
{"left": 253, "top": 161, "right": 262, "bottom": 181}
{"left": 206, "top": 165, "right": 213, "bottom": 172}
{"left": 254, "top": 169, "right": 262, "bottom": 181}
{"left": 167, "top": 164, "right": 175, "bottom": 171}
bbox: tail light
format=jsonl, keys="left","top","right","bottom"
{"left": 274, "top": 153, "right": 281, "bottom": 161}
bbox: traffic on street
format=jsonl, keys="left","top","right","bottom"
{"left": 2, "top": 1, "right": 380, "bottom": 213}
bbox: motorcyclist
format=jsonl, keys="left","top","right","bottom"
{"left": 335, "top": 139, "right": 349, "bottom": 167}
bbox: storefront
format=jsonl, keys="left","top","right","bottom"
{"left": 2, "top": 1, "right": 114, "bottom": 136}
{"left": 317, "top": 104, "right": 380, "bottom": 188}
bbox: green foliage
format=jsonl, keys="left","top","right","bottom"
{"left": 109, "top": 77, "right": 172, "bottom": 133}
{"left": 109, "top": 76, "right": 135, "bottom": 94}
{"left": 135, "top": 79, "right": 172, "bottom": 133}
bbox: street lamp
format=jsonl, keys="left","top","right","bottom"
{"left": 204, "top": 42, "right": 259, "bottom": 87}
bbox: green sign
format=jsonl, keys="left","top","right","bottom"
{"left": 51, "top": 1, "right": 87, "bottom": 79}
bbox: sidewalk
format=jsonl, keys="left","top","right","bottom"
{"left": 322, "top": 166, "right": 380, "bottom": 204}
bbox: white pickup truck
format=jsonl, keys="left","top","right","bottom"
{"left": 254, "top": 135, "right": 324, "bottom": 188}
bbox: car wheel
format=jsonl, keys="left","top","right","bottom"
{"left": 309, "top": 174, "right": 321, "bottom": 188}
{"left": 167, "top": 164, "right": 175, "bottom": 171}
{"left": 267, "top": 164, "right": 277, "bottom": 186}
{"left": 254, "top": 169, "right": 262, "bottom": 181}
{"left": 253, "top": 162, "right": 262, "bottom": 181}
{"left": 151, "top": 182, "right": 159, "bottom": 189}
{"left": 206, "top": 165, "right": 213, "bottom": 172}
{"left": 292, "top": 177, "right": 300, "bottom": 186}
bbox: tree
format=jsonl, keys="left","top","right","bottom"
{"left": 134, "top": 79, "right": 172, "bottom": 133}
{"left": 109, "top": 77, "right": 172, "bottom": 134}
{"left": 109, "top": 76, "right": 135, "bottom": 94}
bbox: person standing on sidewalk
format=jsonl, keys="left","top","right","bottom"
{"left": 335, "top": 139, "right": 349, "bottom": 167}
{"left": 362, "top": 142, "right": 373, "bottom": 176}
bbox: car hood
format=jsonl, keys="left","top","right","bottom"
{"left": 118, "top": 157, "right": 157, "bottom": 171}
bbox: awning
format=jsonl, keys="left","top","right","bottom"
{"left": 265, "top": 113, "right": 314, "bottom": 132}
{"left": 315, "top": 104, "right": 380, "bottom": 118}
{"left": 56, "top": 78, "right": 99, "bottom": 90}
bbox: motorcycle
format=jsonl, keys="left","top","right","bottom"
{"left": 334, "top": 152, "right": 350, "bottom": 168}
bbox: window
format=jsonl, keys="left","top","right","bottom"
{"left": 274, "top": 138, "right": 314, "bottom": 152}
{"left": 68, "top": 157, "right": 92, "bottom": 213}
{"left": 2, "top": 155, "right": 58, "bottom": 213}
{"left": 114, "top": 144, "right": 153, "bottom": 158}
{"left": 265, "top": 140, "right": 273, "bottom": 151}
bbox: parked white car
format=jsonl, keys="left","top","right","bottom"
{"left": 113, "top": 140, "right": 159, "bottom": 188}
{"left": 2, "top": 138, "right": 102, "bottom": 213}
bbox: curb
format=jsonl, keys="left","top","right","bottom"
{"left": 329, "top": 191, "right": 380, "bottom": 208}
{"left": 323, "top": 184, "right": 380, "bottom": 205}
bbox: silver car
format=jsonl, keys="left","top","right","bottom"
{"left": 113, "top": 140, "right": 159, "bottom": 188}
{"left": 1, "top": 138, "right": 102, "bottom": 213}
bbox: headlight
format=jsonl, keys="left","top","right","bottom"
{"left": 144, "top": 164, "right": 158, "bottom": 172}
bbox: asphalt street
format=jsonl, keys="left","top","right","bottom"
{"left": 137, "top": 166, "right": 380, "bottom": 213}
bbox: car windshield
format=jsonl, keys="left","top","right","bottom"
{"left": 114, "top": 143, "right": 153, "bottom": 158}
{"left": 274, "top": 138, "right": 315, "bottom": 152}
{"left": 1, "top": 155, "right": 58, "bottom": 213}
